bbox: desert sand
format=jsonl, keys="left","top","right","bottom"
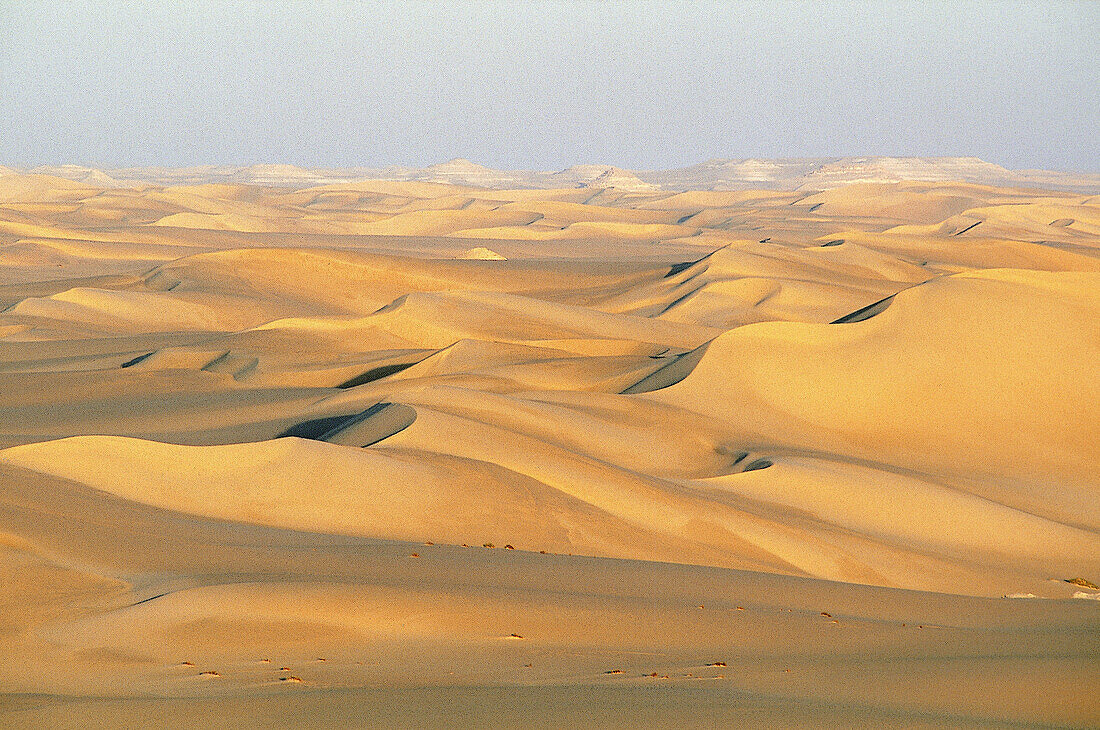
{"left": 25, "top": 157, "right": 1100, "bottom": 193}
{"left": 0, "top": 165, "right": 1097, "bottom": 728}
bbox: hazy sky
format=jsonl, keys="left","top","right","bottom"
{"left": 2, "top": 1, "right": 1097, "bottom": 172}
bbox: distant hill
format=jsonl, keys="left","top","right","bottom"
{"left": 642, "top": 157, "right": 1100, "bottom": 193}
{"left": 9, "top": 157, "right": 1099, "bottom": 193}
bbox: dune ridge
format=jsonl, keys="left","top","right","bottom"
{"left": 16, "top": 157, "right": 1100, "bottom": 193}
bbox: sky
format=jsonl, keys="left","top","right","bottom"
{"left": 1, "top": 1, "right": 1097, "bottom": 172}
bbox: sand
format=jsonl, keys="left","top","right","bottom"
{"left": 0, "top": 168, "right": 1097, "bottom": 728}
{"left": 26, "top": 157, "right": 1100, "bottom": 193}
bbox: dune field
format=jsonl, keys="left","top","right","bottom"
{"left": 0, "top": 168, "right": 1097, "bottom": 727}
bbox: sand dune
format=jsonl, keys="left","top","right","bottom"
{"left": 1, "top": 170, "right": 1098, "bottom": 727}
{"left": 18, "top": 156, "right": 1100, "bottom": 193}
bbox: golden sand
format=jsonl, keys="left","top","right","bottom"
{"left": 0, "top": 170, "right": 1097, "bottom": 727}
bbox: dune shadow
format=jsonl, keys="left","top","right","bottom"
{"left": 830, "top": 294, "right": 896, "bottom": 324}
{"left": 621, "top": 342, "right": 711, "bottom": 394}
{"left": 277, "top": 402, "right": 417, "bottom": 447}
{"left": 337, "top": 362, "right": 416, "bottom": 389}
{"left": 120, "top": 352, "right": 154, "bottom": 368}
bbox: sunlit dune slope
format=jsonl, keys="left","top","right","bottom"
{"left": 651, "top": 269, "right": 1100, "bottom": 493}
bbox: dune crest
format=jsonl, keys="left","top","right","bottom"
{"left": 459, "top": 246, "right": 507, "bottom": 260}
